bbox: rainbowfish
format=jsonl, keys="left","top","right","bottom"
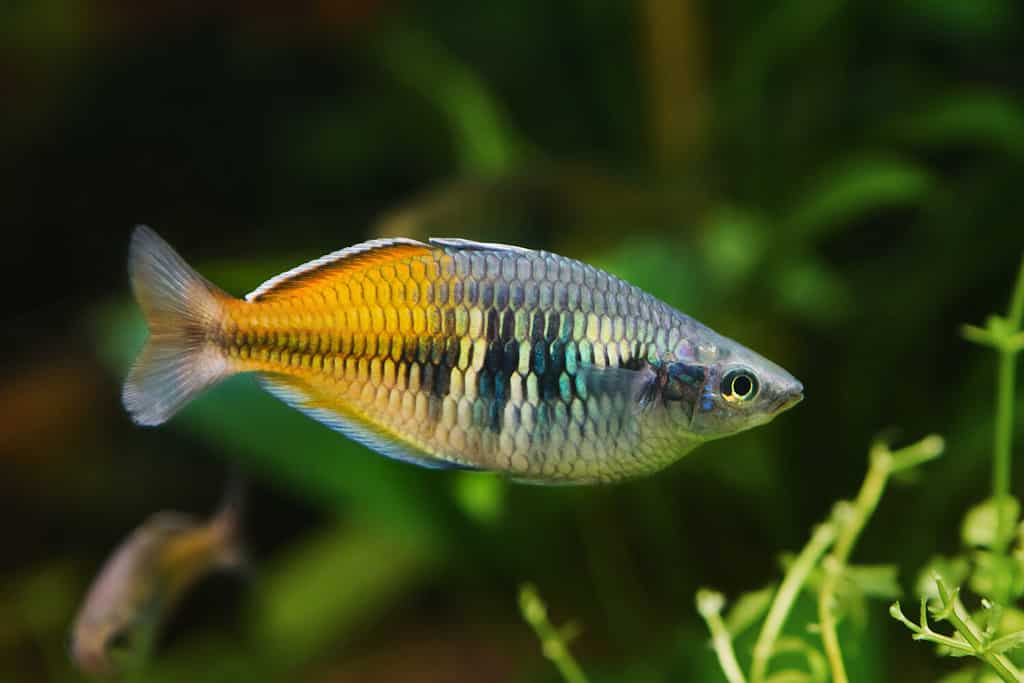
{"left": 123, "top": 227, "right": 802, "bottom": 483}
{"left": 70, "top": 481, "right": 245, "bottom": 678}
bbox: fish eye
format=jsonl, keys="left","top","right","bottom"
{"left": 107, "top": 627, "right": 133, "bottom": 652}
{"left": 721, "top": 369, "right": 758, "bottom": 402}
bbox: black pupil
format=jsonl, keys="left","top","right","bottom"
{"left": 732, "top": 374, "right": 752, "bottom": 397}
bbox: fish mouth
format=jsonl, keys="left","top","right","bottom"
{"left": 773, "top": 384, "right": 804, "bottom": 413}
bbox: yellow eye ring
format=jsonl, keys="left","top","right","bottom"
{"left": 721, "top": 369, "right": 758, "bottom": 402}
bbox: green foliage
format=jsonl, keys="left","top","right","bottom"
{"left": 890, "top": 579, "right": 1023, "bottom": 681}
{"left": 785, "top": 157, "right": 932, "bottom": 240}
{"left": 900, "top": 92, "right": 1024, "bottom": 159}
{"left": 690, "top": 436, "right": 944, "bottom": 683}
{"left": 889, "top": 258, "right": 1024, "bottom": 681}
{"left": 370, "top": 24, "right": 531, "bottom": 176}
{"left": 963, "top": 498, "right": 1022, "bottom": 550}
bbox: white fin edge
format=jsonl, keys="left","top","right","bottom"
{"left": 428, "top": 237, "right": 534, "bottom": 254}
{"left": 245, "top": 237, "right": 427, "bottom": 301}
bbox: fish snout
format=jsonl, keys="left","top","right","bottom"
{"left": 70, "top": 631, "right": 115, "bottom": 678}
{"left": 775, "top": 379, "right": 804, "bottom": 413}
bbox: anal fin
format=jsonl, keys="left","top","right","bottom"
{"left": 257, "top": 374, "right": 479, "bottom": 471}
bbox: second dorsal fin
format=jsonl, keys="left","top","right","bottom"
{"left": 245, "top": 238, "right": 430, "bottom": 302}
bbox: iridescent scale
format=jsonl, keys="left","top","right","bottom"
{"left": 216, "top": 240, "right": 699, "bottom": 482}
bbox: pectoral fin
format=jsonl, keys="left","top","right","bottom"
{"left": 576, "top": 363, "right": 660, "bottom": 409}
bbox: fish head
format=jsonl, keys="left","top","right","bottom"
{"left": 69, "top": 512, "right": 190, "bottom": 679}
{"left": 70, "top": 612, "right": 155, "bottom": 679}
{"left": 668, "top": 332, "right": 803, "bottom": 440}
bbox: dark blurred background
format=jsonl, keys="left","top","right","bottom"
{"left": 2, "top": 1, "right": 1023, "bottom": 681}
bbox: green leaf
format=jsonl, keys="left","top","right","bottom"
{"left": 915, "top": 555, "right": 971, "bottom": 601}
{"left": 995, "top": 606, "right": 1024, "bottom": 634}
{"left": 724, "top": 583, "right": 777, "bottom": 637}
{"left": 786, "top": 157, "right": 932, "bottom": 239}
{"left": 772, "top": 259, "right": 851, "bottom": 324}
{"left": 902, "top": 92, "right": 1024, "bottom": 157}
{"left": 988, "top": 630, "right": 1024, "bottom": 655}
{"left": 962, "top": 497, "right": 1021, "bottom": 549}
{"left": 372, "top": 25, "right": 527, "bottom": 175}
{"left": 969, "top": 551, "right": 1023, "bottom": 601}
{"left": 698, "top": 207, "right": 768, "bottom": 288}
{"left": 844, "top": 564, "right": 902, "bottom": 599}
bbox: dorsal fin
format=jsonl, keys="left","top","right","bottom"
{"left": 428, "top": 237, "right": 534, "bottom": 254}
{"left": 245, "top": 238, "right": 430, "bottom": 302}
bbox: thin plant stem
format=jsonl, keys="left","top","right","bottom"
{"left": 993, "top": 255, "right": 1024, "bottom": 554}
{"left": 817, "top": 458, "right": 888, "bottom": 683}
{"left": 696, "top": 590, "right": 748, "bottom": 683}
{"left": 519, "top": 584, "right": 590, "bottom": 683}
{"left": 994, "top": 349, "right": 1017, "bottom": 557}
{"left": 749, "top": 520, "right": 838, "bottom": 683}
{"left": 818, "top": 436, "right": 943, "bottom": 683}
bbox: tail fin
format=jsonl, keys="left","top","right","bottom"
{"left": 122, "top": 226, "right": 233, "bottom": 426}
{"left": 211, "top": 471, "right": 248, "bottom": 572}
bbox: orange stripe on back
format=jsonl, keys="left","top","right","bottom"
{"left": 246, "top": 239, "right": 433, "bottom": 302}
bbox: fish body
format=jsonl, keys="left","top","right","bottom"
{"left": 123, "top": 227, "right": 802, "bottom": 483}
{"left": 70, "top": 483, "right": 244, "bottom": 678}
